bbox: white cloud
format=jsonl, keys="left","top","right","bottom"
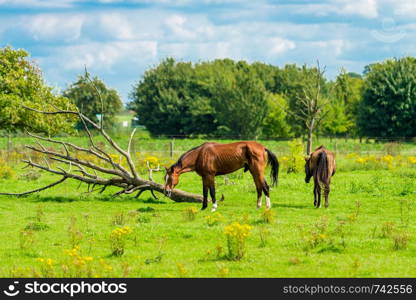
{"left": 61, "top": 40, "right": 158, "bottom": 71}
{"left": 335, "top": 0, "right": 378, "bottom": 18}
{"left": 98, "top": 13, "right": 135, "bottom": 40}
{"left": 289, "top": 0, "right": 378, "bottom": 19}
{"left": 309, "top": 39, "right": 345, "bottom": 56}
{"left": 387, "top": 0, "right": 416, "bottom": 17}
{"left": 0, "top": 0, "right": 75, "bottom": 8}
{"left": 268, "top": 37, "right": 296, "bottom": 56}
{"left": 24, "top": 14, "right": 85, "bottom": 41}
{"left": 164, "top": 15, "right": 196, "bottom": 39}
{"left": 6, "top": 1, "right": 413, "bottom": 102}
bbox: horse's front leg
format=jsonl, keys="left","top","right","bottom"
{"left": 202, "top": 175, "right": 217, "bottom": 212}
{"left": 209, "top": 185, "right": 217, "bottom": 212}
{"left": 202, "top": 180, "right": 208, "bottom": 210}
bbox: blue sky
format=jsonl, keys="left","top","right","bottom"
{"left": 0, "top": 0, "right": 414, "bottom": 103}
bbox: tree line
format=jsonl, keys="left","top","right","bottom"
{"left": 128, "top": 57, "right": 416, "bottom": 141}
{"left": 1, "top": 46, "right": 416, "bottom": 141}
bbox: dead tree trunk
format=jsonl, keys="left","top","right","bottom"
{"left": 0, "top": 106, "right": 203, "bottom": 203}
{"left": 306, "top": 120, "right": 314, "bottom": 155}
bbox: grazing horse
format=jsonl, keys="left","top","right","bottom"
{"left": 304, "top": 145, "right": 336, "bottom": 208}
{"left": 164, "top": 141, "right": 279, "bottom": 211}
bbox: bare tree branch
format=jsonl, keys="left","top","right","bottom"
{"left": 0, "top": 177, "right": 68, "bottom": 197}
{"left": 2, "top": 96, "right": 204, "bottom": 203}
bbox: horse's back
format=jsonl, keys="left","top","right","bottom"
{"left": 196, "top": 141, "right": 265, "bottom": 175}
{"left": 310, "top": 145, "right": 336, "bottom": 177}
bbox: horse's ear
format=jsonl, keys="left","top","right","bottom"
{"left": 304, "top": 155, "right": 310, "bottom": 162}
{"left": 164, "top": 166, "right": 169, "bottom": 172}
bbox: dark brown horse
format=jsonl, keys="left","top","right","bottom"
{"left": 304, "top": 145, "right": 336, "bottom": 208}
{"left": 164, "top": 141, "right": 279, "bottom": 211}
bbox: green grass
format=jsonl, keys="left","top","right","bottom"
{"left": 0, "top": 162, "right": 416, "bottom": 277}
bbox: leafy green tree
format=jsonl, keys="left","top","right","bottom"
{"left": 320, "top": 69, "right": 363, "bottom": 137}
{"left": 251, "top": 62, "right": 280, "bottom": 92}
{"left": 129, "top": 58, "right": 268, "bottom": 137}
{"left": 63, "top": 73, "right": 123, "bottom": 130}
{"left": 129, "top": 58, "right": 216, "bottom": 136}
{"left": 261, "top": 93, "right": 291, "bottom": 138}
{"left": 321, "top": 101, "right": 353, "bottom": 137}
{"left": 209, "top": 60, "right": 268, "bottom": 138}
{"left": 358, "top": 57, "right": 416, "bottom": 138}
{"left": 0, "top": 46, "right": 75, "bottom": 134}
{"left": 334, "top": 68, "right": 364, "bottom": 117}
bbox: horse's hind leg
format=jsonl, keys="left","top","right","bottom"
{"left": 324, "top": 184, "right": 330, "bottom": 208}
{"left": 249, "top": 161, "right": 268, "bottom": 209}
{"left": 254, "top": 181, "right": 263, "bottom": 209}
{"left": 313, "top": 183, "right": 319, "bottom": 208}
{"left": 249, "top": 169, "right": 264, "bottom": 209}
{"left": 262, "top": 180, "right": 271, "bottom": 209}
{"left": 317, "top": 185, "right": 322, "bottom": 208}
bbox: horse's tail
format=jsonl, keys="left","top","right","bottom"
{"left": 265, "top": 148, "right": 279, "bottom": 186}
{"left": 316, "top": 151, "right": 329, "bottom": 185}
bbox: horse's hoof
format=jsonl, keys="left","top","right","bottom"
{"left": 211, "top": 208, "right": 217, "bottom": 212}
{"left": 201, "top": 206, "right": 207, "bottom": 210}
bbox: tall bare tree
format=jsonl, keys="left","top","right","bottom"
{"left": 286, "top": 62, "right": 329, "bottom": 155}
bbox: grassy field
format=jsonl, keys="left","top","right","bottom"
{"left": 0, "top": 136, "right": 416, "bottom": 277}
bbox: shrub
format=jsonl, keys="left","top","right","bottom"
{"left": 19, "top": 229, "right": 36, "bottom": 251}
{"left": 63, "top": 246, "right": 95, "bottom": 277}
{"left": 183, "top": 207, "right": 198, "bottom": 222}
{"left": 224, "top": 222, "right": 252, "bottom": 260}
{"left": 205, "top": 213, "right": 223, "bottom": 227}
{"left": 260, "top": 209, "right": 275, "bottom": 224}
{"left": 67, "top": 217, "right": 83, "bottom": 248}
{"left": 216, "top": 264, "right": 229, "bottom": 278}
{"left": 111, "top": 212, "right": 125, "bottom": 226}
{"left": 380, "top": 222, "right": 395, "bottom": 238}
{"left": 24, "top": 222, "right": 49, "bottom": 231}
{"left": 286, "top": 139, "right": 304, "bottom": 173}
{"left": 176, "top": 263, "right": 188, "bottom": 278}
{"left": 0, "top": 164, "right": 15, "bottom": 179}
{"left": 109, "top": 226, "right": 132, "bottom": 256}
{"left": 137, "top": 215, "right": 151, "bottom": 224}
{"left": 137, "top": 207, "right": 156, "bottom": 213}
{"left": 258, "top": 227, "right": 270, "bottom": 248}
{"left": 392, "top": 231, "right": 410, "bottom": 250}
{"left": 36, "top": 258, "right": 55, "bottom": 277}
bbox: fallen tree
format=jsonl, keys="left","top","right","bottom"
{"left": 0, "top": 105, "right": 203, "bottom": 203}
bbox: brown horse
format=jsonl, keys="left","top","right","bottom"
{"left": 304, "top": 145, "right": 336, "bottom": 208}
{"left": 164, "top": 141, "right": 279, "bottom": 211}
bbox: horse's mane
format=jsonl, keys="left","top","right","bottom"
{"left": 171, "top": 144, "right": 203, "bottom": 169}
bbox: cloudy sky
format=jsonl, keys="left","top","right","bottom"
{"left": 0, "top": 0, "right": 414, "bottom": 103}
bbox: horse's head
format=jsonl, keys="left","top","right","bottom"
{"left": 304, "top": 155, "right": 312, "bottom": 183}
{"left": 164, "top": 166, "right": 179, "bottom": 196}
